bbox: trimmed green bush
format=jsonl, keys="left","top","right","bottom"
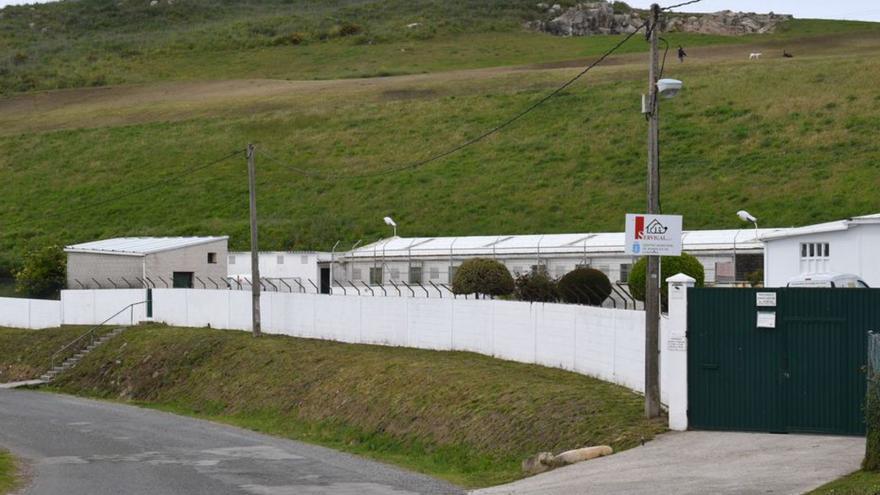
{"left": 628, "top": 253, "right": 705, "bottom": 309}
{"left": 452, "top": 258, "right": 514, "bottom": 297}
{"left": 14, "top": 245, "right": 66, "bottom": 299}
{"left": 557, "top": 268, "right": 611, "bottom": 306}
{"left": 514, "top": 271, "right": 558, "bottom": 303}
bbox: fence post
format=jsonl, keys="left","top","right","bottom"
{"left": 665, "top": 272, "right": 695, "bottom": 431}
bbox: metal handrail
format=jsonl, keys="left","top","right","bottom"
{"left": 49, "top": 301, "right": 146, "bottom": 371}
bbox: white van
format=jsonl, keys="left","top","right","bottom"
{"left": 786, "top": 273, "right": 870, "bottom": 288}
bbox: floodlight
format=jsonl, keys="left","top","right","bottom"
{"left": 657, "top": 78, "right": 683, "bottom": 99}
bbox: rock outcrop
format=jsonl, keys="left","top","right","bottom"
{"left": 527, "top": 1, "right": 792, "bottom": 37}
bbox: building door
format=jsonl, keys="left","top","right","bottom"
{"left": 172, "top": 272, "right": 194, "bottom": 289}
{"left": 688, "top": 288, "right": 880, "bottom": 435}
{"left": 320, "top": 267, "right": 330, "bottom": 294}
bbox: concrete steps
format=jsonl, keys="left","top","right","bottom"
{"left": 39, "top": 327, "right": 126, "bottom": 382}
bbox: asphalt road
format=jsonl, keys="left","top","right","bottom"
{"left": 0, "top": 389, "right": 462, "bottom": 495}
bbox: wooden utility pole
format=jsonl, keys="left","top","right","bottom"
{"left": 644, "top": 3, "right": 662, "bottom": 418}
{"left": 247, "top": 143, "right": 261, "bottom": 337}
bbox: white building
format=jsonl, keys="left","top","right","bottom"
{"left": 227, "top": 251, "right": 331, "bottom": 292}
{"left": 332, "top": 229, "right": 786, "bottom": 296}
{"left": 762, "top": 213, "right": 880, "bottom": 287}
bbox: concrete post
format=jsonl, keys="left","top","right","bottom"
{"left": 665, "top": 272, "right": 695, "bottom": 431}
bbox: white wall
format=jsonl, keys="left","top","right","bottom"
{"left": 147, "top": 289, "right": 671, "bottom": 402}
{"left": 0, "top": 297, "right": 61, "bottom": 329}
{"left": 60, "top": 289, "right": 147, "bottom": 326}
{"left": 764, "top": 224, "right": 880, "bottom": 287}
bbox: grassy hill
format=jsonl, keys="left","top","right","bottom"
{"left": 1, "top": 0, "right": 880, "bottom": 274}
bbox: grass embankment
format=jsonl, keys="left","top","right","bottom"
{"left": 0, "top": 451, "right": 18, "bottom": 495}
{"left": 809, "top": 470, "right": 880, "bottom": 494}
{"left": 16, "top": 325, "right": 669, "bottom": 488}
{"left": 0, "top": 325, "right": 113, "bottom": 383}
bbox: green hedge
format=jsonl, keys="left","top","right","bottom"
{"left": 557, "top": 267, "right": 611, "bottom": 306}
{"left": 865, "top": 337, "right": 880, "bottom": 471}
{"left": 628, "top": 253, "right": 704, "bottom": 310}
{"left": 452, "top": 258, "right": 514, "bottom": 297}
{"left": 514, "top": 271, "right": 558, "bottom": 303}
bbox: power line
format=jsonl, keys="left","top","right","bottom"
{"left": 661, "top": 0, "right": 704, "bottom": 11}
{"left": 5, "top": 148, "right": 244, "bottom": 230}
{"left": 259, "top": 20, "right": 650, "bottom": 180}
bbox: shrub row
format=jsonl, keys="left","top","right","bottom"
{"left": 452, "top": 258, "right": 612, "bottom": 306}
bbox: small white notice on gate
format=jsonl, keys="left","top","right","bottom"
{"left": 756, "top": 292, "right": 777, "bottom": 307}
{"left": 757, "top": 311, "right": 776, "bottom": 329}
{"left": 668, "top": 335, "right": 687, "bottom": 352}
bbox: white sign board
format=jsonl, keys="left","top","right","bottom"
{"left": 756, "top": 292, "right": 777, "bottom": 307}
{"left": 668, "top": 335, "right": 687, "bottom": 352}
{"left": 624, "top": 214, "right": 683, "bottom": 256}
{"left": 757, "top": 311, "right": 776, "bottom": 329}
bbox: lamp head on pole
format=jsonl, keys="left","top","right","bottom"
{"left": 737, "top": 210, "right": 757, "bottom": 223}
{"left": 383, "top": 216, "right": 397, "bottom": 237}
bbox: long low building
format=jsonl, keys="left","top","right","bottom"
{"left": 329, "top": 228, "right": 787, "bottom": 293}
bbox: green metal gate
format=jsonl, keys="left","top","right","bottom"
{"left": 688, "top": 288, "right": 880, "bottom": 435}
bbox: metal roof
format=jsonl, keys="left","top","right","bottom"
{"left": 760, "top": 213, "right": 880, "bottom": 241}
{"left": 65, "top": 237, "right": 228, "bottom": 256}
{"left": 345, "top": 228, "right": 789, "bottom": 259}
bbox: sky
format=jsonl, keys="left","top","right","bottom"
{"left": 0, "top": 0, "right": 878, "bottom": 21}
{"left": 625, "top": 1, "right": 880, "bottom": 22}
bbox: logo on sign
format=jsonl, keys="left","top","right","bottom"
{"left": 632, "top": 243, "right": 641, "bottom": 254}
{"left": 635, "top": 216, "right": 645, "bottom": 240}
{"left": 633, "top": 216, "right": 670, "bottom": 241}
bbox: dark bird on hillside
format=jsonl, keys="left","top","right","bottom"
{"left": 783, "top": 50, "right": 794, "bottom": 58}
{"left": 677, "top": 46, "right": 687, "bottom": 62}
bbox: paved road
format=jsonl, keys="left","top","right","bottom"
{"left": 0, "top": 390, "right": 462, "bottom": 495}
{"left": 472, "top": 431, "right": 865, "bottom": 495}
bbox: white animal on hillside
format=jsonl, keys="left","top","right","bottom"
{"left": 749, "top": 52, "right": 763, "bottom": 60}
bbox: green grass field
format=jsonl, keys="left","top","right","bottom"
{"left": 1, "top": 324, "right": 667, "bottom": 488}
{"left": 809, "top": 470, "right": 880, "bottom": 494}
{"left": 1, "top": 0, "right": 880, "bottom": 275}
{"left": 0, "top": 451, "right": 16, "bottom": 495}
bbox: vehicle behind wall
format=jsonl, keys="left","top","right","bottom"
{"left": 786, "top": 273, "right": 869, "bottom": 288}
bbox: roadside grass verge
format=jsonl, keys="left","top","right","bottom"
{"left": 0, "top": 326, "right": 115, "bottom": 383}
{"left": 36, "top": 324, "right": 666, "bottom": 488}
{"left": 808, "top": 470, "right": 880, "bottom": 494}
{"left": 0, "top": 450, "right": 18, "bottom": 495}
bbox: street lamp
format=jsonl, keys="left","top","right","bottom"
{"left": 383, "top": 216, "right": 398, "bottom": 237}
{"left": 737, "top": 210, "right": 759, "bottom": 240}
{"left": 643, "top": 4, "right": 684, "bottom": 419}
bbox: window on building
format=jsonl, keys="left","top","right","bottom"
{"left": 429, "top": 267, "right": 440, "bottom": 280}
{"left": 228, "top": 255, "right": 236, "bottom": 265}
{"left": 207, "top": 252, "right": 218, "bottom": 264}
{"left": 409, "top": 266, "right": 423, "bottom": 284}
{"left": 576, "top": 263, "right": 591, "bottom": 270}
{"left": 449, "top": 265, "right": 459, "bottom": 283}
{"left": 619, "top": 263, "right": 632, "bottom": 283}
{"left": 530, "top": 264, "right": 548, "bottom": 276}
{"left": 277, "top": 255, "right": 285, "bottom": 265}
{"left": 369, "top": 267, "right": 383, "bottom": 285}
{"left": 801, "top": 242, "right": 830, "bottom": 259}
{"left": 352, "top": 268, "right": 362, "bottom": 281}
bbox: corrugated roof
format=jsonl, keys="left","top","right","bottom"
{"left": 346, "top": 228, "right": 788, "bottom": 259}
{"left": 761, "top": 213, "right": 880, "bottom": 241}
{"left": 65, "top": 237, "right": 228, "bottom": 256}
